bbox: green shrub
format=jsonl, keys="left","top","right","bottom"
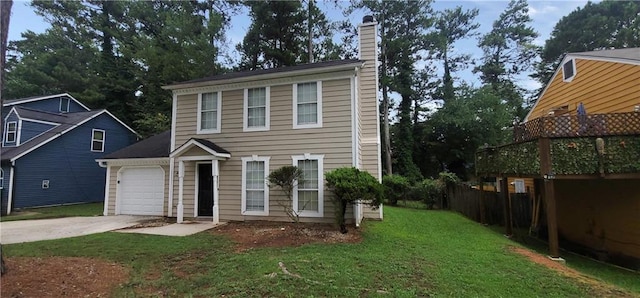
{"left": 267, "top": 166, "right": 304, "bottom": 222}
{"left": 325, "top": 167, "right": 382, "bottom": 233}
{"left": 415, "top": 179, "right": 443, "bottom": 209}
{"left": 382, "top": 175, "right": 410, "bottom": 206}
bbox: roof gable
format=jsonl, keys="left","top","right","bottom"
{"left": 525, "top": 48, "right": 640, "bottom": 121}
{"left": 3, "top": 93, "right": 91, "bottom": 111}
{"left": 170, "top": 138, "right": 230, "bottom": 159}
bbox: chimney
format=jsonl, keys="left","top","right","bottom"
{"left": 357, "top": 15, "right": 381, "bottom": 182}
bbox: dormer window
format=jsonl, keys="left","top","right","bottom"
{"left": 60, "top": 97, "right": 70, "bottom": 113}
{"left": 5, "top": 121, "right": 17, "bottom": 143}
{"left": 562, "top": 59, "right": 576, "bottom": 82}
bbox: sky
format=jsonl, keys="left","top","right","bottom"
{"left": 7, "top": 0, "right": 591, "bottom": 92}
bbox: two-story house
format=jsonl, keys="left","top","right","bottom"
{"left": 97, "top": 17, "right": 383, "bottom": 225}
{"left": 1, "top": 93, "right": 138, "bottom": 214}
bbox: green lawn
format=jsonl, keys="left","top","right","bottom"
{"left": 0, "top": 202, "right": 103, "bottom": 222}
{"left": 4, "top": 207, "right": 639, "bottom": 297}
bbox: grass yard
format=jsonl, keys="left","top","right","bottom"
{"left": 0, "top": 202, "right": 103, "bottom": 222}
{"left": 3, "top": 206, "right": 639, "bottom": 297}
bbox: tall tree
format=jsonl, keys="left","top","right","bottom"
{"left": 475, "top": 0, "right": 539, "bottom": 120}
{"left": 429, "top": 6, "right": 479, "bottom": 102}
{"left": 237, "top": 1, "right": 305, "bottom": 69}
{"left": 533, "top": 0, "right": 640, "bottom": 87}
{"left": 420, "top": 86, "right": 511, "bottom": 179}
{"left": 358, "top": 0, "right": 433, "bottom": 181}
{"left": 1, "top": 0, "right": 12, "bottom": 95}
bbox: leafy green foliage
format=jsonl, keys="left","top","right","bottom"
{"left": 267, "top": 166, "right": 304, "bottom": 222}
{"left": 551, "top": 137, "right": 640, "bottom": 175}
{"left": 475, "top": 0, "right": 539, "bottom": 119}
{"left": 476, "top": 140, "right": 540, "bottom": 176}
{"left": 325, "top": 167, "right": 382, "bottom": 233}
{"left": 382, "top": 174, "right": 410, "bottom": 206}
{"left": 421, "top": 86, "right": 512, "bottom": 179}
{"left": 534, "top": 0, "right": 640, "bottom": 87}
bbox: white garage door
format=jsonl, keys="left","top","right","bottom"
{"left": 118, "top": 167, "right": 164, "bottom": 216}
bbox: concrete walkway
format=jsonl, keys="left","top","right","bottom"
{"left": 0, "top": 216, "right": 151, "bottom": 244}
{"left": 116, "top": 221, "right": 222, "bottom": 236}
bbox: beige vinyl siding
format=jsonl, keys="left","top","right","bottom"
{"left": 106, "top": 164, "right": 170, "bottom": 215}
{"left": 529, "top": 60, "right": 640, "bottom": 120}
{"left": 172, "top": 78, "right": 355, "bottom": 222}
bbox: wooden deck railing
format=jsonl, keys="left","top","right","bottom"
{"left": 513, "top": 112, "right": 640, "bottom": 143}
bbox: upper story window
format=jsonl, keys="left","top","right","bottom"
{"left": 198, "top": 92, "right": 221, "bottom": 134}
{"left": 5, "top": 121, "right": 17, "bottom": 143}
{"left": 244, "top": 87, "right": 270, "bottom": 131}
{"left": 292, "top": 154, "right": 324, "bottom": 217}
{"left": 562, "top": 59, "right": 576, "bottom": 82}
{"left": 293, "top": 81, "right": 322, "bottom": 129}
{"left": 60, "top": 97, "right": 70, "bottom": 113}
{"left": 241, "top": 155, "right": 270, "bottom": 216}
{"left": 91, "top": 129, "right": 105, "bottom": 152}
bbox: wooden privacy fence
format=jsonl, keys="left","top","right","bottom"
{"left": 447, "top": 184, "right": 533, "bottom": 228}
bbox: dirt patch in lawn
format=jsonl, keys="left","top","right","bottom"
{"left": 210, "top": 221, "right": 362, "bottom": 252}
{"left": 510, "top": 246, "right": 638, "bottom": 298}
{"left": 1, "top": 256, "right": 129, "bottom": 297}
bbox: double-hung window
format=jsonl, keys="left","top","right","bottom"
{"left": 244, "top": 87, "right": 269, "bottom": 131}
{"left": 293, "top": 81, "right": 322, "bottom": 129}
{"left": 241, "top": 156, "right": 270, "bottom": 216}
{"left": 198, "top": 92, "right": 221, "bottom": 133}
{"left": 91, "top": 129, "right": 105, "bottom": 152}
{"left": 5, "top": 121, "right": 17, "bottom": 144}
{"left": 292, "top": 154, "right": 324, "bottom": 217}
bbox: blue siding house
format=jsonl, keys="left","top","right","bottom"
{"left": 1, "top": 93, "right": 138, "bottom": 214}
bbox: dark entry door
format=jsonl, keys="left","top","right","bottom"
{"left": 198, "top": 163, "right": 214, "bottom": 216}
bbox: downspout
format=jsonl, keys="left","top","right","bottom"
{"left": 6, "top": 161, "right": 15, "bottom": 215}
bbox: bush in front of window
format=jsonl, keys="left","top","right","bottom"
{"left": 267, "top": 166, "right": 304, "bottom": 223}
{"left": 325, "top": 167, "right": 382, "bottom": 234}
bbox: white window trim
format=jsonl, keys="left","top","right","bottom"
{"left": 243, "top": 86, "right": 270, "bottom": 132}
{"left": 60, "top": 97, "right": 70, "bottom": 112}
{"left": 293, "top": 81, "right": 323, "bottom": 129}
{"left": 91, "top": 129, "right": 105, "bottom": 152}
{"left": 562, "top": 59, "right": 576, "bottom": 82}
{"left": 5, "top": 121, "right": 17, "bottom": 143}
{"left": 197, "top": 91, "right": 222, "bottom": 134}
{"left": 292, "top": 153, "right": 324, "bottom": 217}
{"left": 241, "top": 155, "right": 270, "bottom": 216}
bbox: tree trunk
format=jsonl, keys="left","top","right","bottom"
{"left": 1, "top": 0, "right": 13, "bottom": 96}
{"left": 380, "top": 13, "right": 392, "bottom": 176}
{"left": 339, "top": 200, "right": 348, "bottom": 234}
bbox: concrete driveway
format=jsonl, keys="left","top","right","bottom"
{"left": 0, "top": 215, "right": 151, "bottom": 244}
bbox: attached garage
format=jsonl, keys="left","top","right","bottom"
{"left": 117, "top": 167, "right": 165, "bottom": 215}
{"left": 96, "top": 130, "right": 171, "bottom": 217}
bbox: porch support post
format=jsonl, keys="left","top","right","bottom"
{"left": 211, "top": 159, "right": 219, "bottom": 224}
{"left": 177, "top": 160, "right": 185, "bottom": 223}
{"left": 539, "top": 138, "right": 561, "bottom": 259}
{"left": 501, "top": 177, "right": 513, "bottom": 236}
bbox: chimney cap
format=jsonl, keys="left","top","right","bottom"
{"left": 363, "top": 15, "right": 374, "bottom": 23}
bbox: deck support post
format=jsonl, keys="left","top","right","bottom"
{"left": 539, "top": 138, "right": 560, "bottom": 258}
{"left": 479, "top": 178, "right": 486, "bottom": 225}
{"left": 501, "top": 177, "right": 513, "bottom": 236}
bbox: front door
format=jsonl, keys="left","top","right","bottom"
{"left": 198, "top": 163, "right": 213, "bottom": 216}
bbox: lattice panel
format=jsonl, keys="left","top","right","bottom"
{"left": 514, "top": 112, "right": 640, "bottom": 142}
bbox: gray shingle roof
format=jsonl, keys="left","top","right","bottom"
{"left": 1, "top": 109, "right": 104, "bottom": 161}
{"left": 102, "top": 130, "right": 171, "bottom": 159}
{"left": 570, "top": 48, "right": 640, "bottom": 63}
{"left": 165, "top": 59, "right": 363, "bottom": 88}
{"left": 192, "top": 138, "right": 230, "bottom": 155}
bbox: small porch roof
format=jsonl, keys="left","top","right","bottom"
{"left": 170, "top": 138, "right": 231, "bottom": 159}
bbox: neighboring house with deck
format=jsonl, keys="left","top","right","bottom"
{"left": 476, "top": 48, "right": 640, "bottom": 269}
{"left": 97, "top": 17, "right": 383, "bottom": 226}
{"left": 1, "top": 93, "right": 138, "bottom": 214}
